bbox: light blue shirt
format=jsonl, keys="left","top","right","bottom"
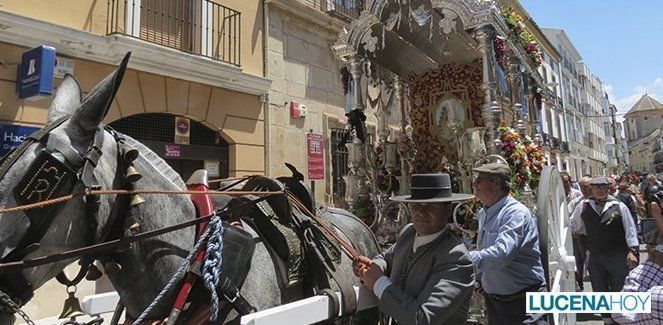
{"left": 469, "top": 195, "right": 546, "bottom": 295}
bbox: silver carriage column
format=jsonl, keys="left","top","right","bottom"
{"left": 394, "top": 76, "right": 412, "bottom": 197}
{"left": 475, "top": 26, "right": 503, "bottom": 155}
{"left": 343, "top": 137, "right": 370, "bottom": 210}
{"left": 342, "top": 55, "right": 370, "bottom": 211}
{"left": 364, "top": 72, "right": 400, "bottom": 227}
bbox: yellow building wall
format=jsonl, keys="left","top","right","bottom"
{"left": 0, "top": 0, "right": 264, "bottom": 76}
{"left": 0, "top": 42, "right": 264, "bottom": 177}
{"left": 0, "top": 0, "right": 108, "bottom": 34}
{"left": 1, "top": 40, "right": 264, "bottom": 320}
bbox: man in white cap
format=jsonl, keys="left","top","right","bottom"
{"left": 352, "top": 173, "right": 475, "bottom": 324}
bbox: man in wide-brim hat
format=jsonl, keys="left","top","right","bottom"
{"left": 353, "top": 173, "right": 475, "bottom": 324}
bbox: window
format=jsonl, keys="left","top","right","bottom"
{"left": 330, "top": 129, "right": 374, "bottom": 203}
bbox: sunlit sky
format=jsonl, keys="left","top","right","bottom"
{"left": 519, "top": 0, "right": 663, "bottom": 121}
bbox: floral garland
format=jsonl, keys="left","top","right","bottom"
{"left": 497, "top": 120, "right": 546, "bottom": 195}
{"left": 500, "top": 5, "right": 543, "bottom": 66}
{"left": 494, "top": 36, "right": 507, "bottom": 70}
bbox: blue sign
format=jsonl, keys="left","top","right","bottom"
{"left": 16, "top": 45, "right": 56, "bottom": 100}
{"left": 0, "top": 124, "right": 40, "bottom": 157}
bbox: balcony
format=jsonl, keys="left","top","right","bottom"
{"left": 303, "top": 0, "right": 364, "bottom": 20}
{"left": 541, "top": 133, "right": 549, "bottom": 147}
{"left": 107, "top": 0, "right": 241, "bottom": 66}
{"left": 325, "top": 0, "right": 364, "bottom": 20}
{"left": 579, "top": 92, "right": 590, "bottom": 106}
{"left": 552, "top": 137, "right": 560, "bottom": 149}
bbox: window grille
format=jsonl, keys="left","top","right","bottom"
{"left": 109, "top": 113, "right": 228, "bottom": 146}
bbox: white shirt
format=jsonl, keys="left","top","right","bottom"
{"left": 570, "top": 198, "right": 639, "bottom": 247}
{"left": 413, "top": 229, "right": 445, "bottom": 253}
{"left": 372, "top": 229, "right": 446, "bottom": 299}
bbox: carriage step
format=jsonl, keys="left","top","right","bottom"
{"left": 239, "top": 284, "right": 377, "bottom": 325}
{"left": 81, "top": 291, "right": 120, "bottom": 315}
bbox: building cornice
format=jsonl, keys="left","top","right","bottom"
{"left": 0, "top": 10, "right": 271, "bottom": 96}
{"left": 267, "top": 0, "right": 345, "bottom": 35}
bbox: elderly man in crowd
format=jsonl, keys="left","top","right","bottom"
{"left": 469, "top": 163, "right": 548, "bottom": 325}
{"left": 571, "top": 177, "right": 639, "bottom": 324}
{"left": 353, "top": 173, "right": 475, "bottom": 324}
{"left": 561, "top": 171, "right": 582, "bottom": 203}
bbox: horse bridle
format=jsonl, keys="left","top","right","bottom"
{"left": 0, "top": 116, "right": 109, "bottom": 306}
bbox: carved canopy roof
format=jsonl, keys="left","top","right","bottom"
{"left": 332, "top": 0, "right": 501, "bottom": 78}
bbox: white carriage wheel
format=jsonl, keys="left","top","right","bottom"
{"left": 452, "top": 201, "right": 473, "bottom": 235}
{"left": 535, "top": 167, "right": 577, "bottom": 325}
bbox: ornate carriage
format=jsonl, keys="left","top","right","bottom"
{"left": 332, "top": 0, "right": 576, "bottom": 323}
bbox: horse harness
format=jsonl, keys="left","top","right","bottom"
{"left": 0, "top": 120, "right": 361, "bottom": 322}
{"left": 239, "top": 177, "right": 358, "bottom": 317}
{"left": 0, "top": 117, "right": 134, "bottom": 310}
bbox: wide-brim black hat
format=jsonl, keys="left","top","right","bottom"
{"left": 390, "top": 173, "right": 474, "bottom": 203}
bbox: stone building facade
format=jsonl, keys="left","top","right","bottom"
{"left": 624, "top": 94, "right": 663, "bottom": 143}
{"left": 265, "top": 0, "right": 401, "bottom": 205}
{"left": 624, "top": 94, "right": 663, "bottom": 172}
{"left": 543, "top": 28, "right": 608, "bottom": 179}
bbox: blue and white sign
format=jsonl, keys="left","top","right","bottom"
{"left": 0, "top": 124, "right": 40, "bottom": 157}
{"left": 16, "top": 45, "right": 56, "bottom": 101}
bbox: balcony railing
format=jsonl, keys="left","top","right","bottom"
{"left": 107, "top": 0, "right": 241, "bottom": 66}
{"left": 552, "top": 137, "right": 560, "bottom": 149}
{"left": 304, "top": 0, "right": 364, "bottom": 20}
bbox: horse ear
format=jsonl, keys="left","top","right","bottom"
{"left": 69, "top": 52, "right": 131, "bottom": 133}
{"left": 46, "top": 74, "right": 82, "bottom": 124}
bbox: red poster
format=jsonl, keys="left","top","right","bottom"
{"left": 165, "top": 144, "right": 181, "bottom": 157}
{"left": 307, "top": 133, "right": 324, "bottom": 180}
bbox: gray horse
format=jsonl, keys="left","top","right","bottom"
{"left": 0, "top": 54, "right": 379, "bottom": 324}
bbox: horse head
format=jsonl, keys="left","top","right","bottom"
{"left": 0, "top": 53, "right": 196, "bottom": 322}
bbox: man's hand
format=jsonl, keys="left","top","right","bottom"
{"left": 359, "top": 262, "right": 384, "bottom": 290}
{"left": 352, "top": 255, "right": 372, "bottom": 277}
{"left": 627, "top": 251, "right": 639, "bottom": 269}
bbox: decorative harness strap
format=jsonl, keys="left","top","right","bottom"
{"left": 167, "top": 179, "right": 254, "bottom": 324}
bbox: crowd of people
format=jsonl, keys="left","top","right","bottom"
{"left": 351, "top": 167, "right": 663, "bottom": 325}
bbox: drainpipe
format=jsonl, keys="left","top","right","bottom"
{"left": 263, "top": 0, "right": 271, "bottom": 176}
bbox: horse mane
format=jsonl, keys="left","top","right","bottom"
{"left": 120, "top": 134, "right": 186, "bottom": 190}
